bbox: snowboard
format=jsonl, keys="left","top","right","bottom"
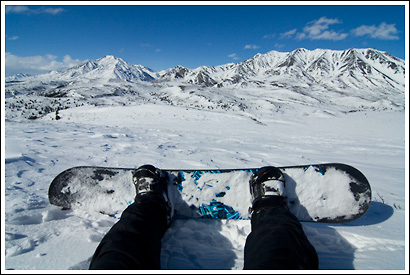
{"left": 48, "top": 163, "right": 371, "bottom": 223}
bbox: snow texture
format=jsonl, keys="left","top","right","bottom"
{"left": 3, "top": 48, "right": 407, "bottom": 270}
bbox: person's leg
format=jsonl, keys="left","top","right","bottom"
{"left": 89, "top": 164, "right": 172, "bottom": 270}
{"left": 243, "top": 166, "right": 318, "bottom": 270}
{"left": 243, "top": 198, "right": 318, "bottom": 269}
{"left": 89, "top": 193, "right": 169, "bottom": 269}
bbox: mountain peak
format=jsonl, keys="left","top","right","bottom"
{"left": 96, "top": 55, "right": 126, "bottom": 65}
{"left": 98, "top": 55, "right": 117, "bottom": 61}
{"left": 4, "top": 48, "right": 405, "bottom": 120}
{"left": 6, "top": 48, "right": 405, "bottom": 99}
{"left": 25, "top": 55, "right": 156, "bottom": 83}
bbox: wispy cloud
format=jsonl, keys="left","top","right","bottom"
{"left": 244, "top": 44, "right": 260, "bottom": 50}
{"left": 5, "top": 6, "right": 30, "bottom": 14}
{"left": 299, "top": 17, "right": 348, "bottom": 40}
{"left": 6, "top": 5, "right": 65, "bottom": 15}
{"left": 274, "top": 43, "right": 285, "bottom": 49}
{"left": 351, "top": 22, "right": 399, "bottom": 40}
{"left": 40, "top": 7, "right": 65, "bottom": 15}
{"left": 7, "top": 35, "right": 20, "bottom": 40}
{"left": 228, "top": 53, "right": 239, "bottom": 60}
{"left": 280, "top": 29, "right": 297, "bottom": 39}
{"left": 5, "top": 52, "right": 84, "bottom": 76}
{"left": 138, "top": 43, "right": 161, "bottom": 53}
{"left": 280, "top": 17, "right": 348, "bottom": 41}
{"left": 263, "top": 33, "right": 276, "bottom": 39}
{"left": 279, "top": 17, "right": 399, "bottom": 42}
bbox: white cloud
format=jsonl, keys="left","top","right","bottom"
{"left": 280, "top": 28, "right": 297, "bottom": 39}
{"left": 228, "top": 53, "right": 239, "bottom": 60}
{"left": 5, "top": 52, "right": 85, "bottom": 76}
{"left": 304, "top": 17, "right": 340, "bottom": 35}
{"left": 244, "top": 44, "right": 260, "bottom": 50}
{"left": 263, "top": 33, "right": 276, "bottom": 39}
{"left": 5, "top": 5, "right": 65, "bottom": 15}
{"left": 280, "top": 17, "right": 400, "bottom": 41}
{"left": 139, "top": 43, "right": 161, "bottom": 52}
{"left": 40, "top": 7, "right": 65, "bottom": 15}
{"left": 351, "top": 22, "right": 399, "bottom": 40}
{"left": 7, "top": 35, "right": 20, "bottom": 40}
{"left": 274, "top": 43, "right": 285, "bottom": 49}
{"left": 281, "top": 17, "right": 348, "bottom": 41}
{"left": 5, "top": 6, "right": 29, "bottom": 14}
{"left": 300, "top": 17, "right": 348, "bottom": 41}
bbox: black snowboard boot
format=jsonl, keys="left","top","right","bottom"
{"left": 249, "top": 166, "right": 287, "bottom": 212}
{"left": 132, "top": 164, "right": 174, "bottom": 225}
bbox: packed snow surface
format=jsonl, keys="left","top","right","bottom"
{"left": 3, "top": 101, "right": 406, "bottom": 270}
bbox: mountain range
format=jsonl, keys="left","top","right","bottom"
{"left": 156, "top": 48, "right": 404, "bottom": 92}
{"left": 4, "top": 48, "right": 406, "bottom": 120}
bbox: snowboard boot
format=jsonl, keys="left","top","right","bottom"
{"left": 249, "top": 166, "right": 287, "bottom": 212}
{"left": 132, "top": 164, "right": 174, "bottom": 225}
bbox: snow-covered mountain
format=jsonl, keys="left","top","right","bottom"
{"left": 5, "top": 73, "right": 32, "bottom": 82}
{"left": 4, "top": 49, "right": 407, "bottom": 270}
{"left": 28, "top": 55, "right": 156, "bottom": 82}
{"left": 158, "top": 48, "right": 404, "bottom": 92}
{"left": 57, "top": 55, "right": 157, "bottom": 82}
{"left": 4, "top": 48, "right": 405, "bottom": 120}
{"left": 5, "top": 55, "right": 156, "bottom": 98}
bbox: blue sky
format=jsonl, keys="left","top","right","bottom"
{"left": 3, "top": 3, "right": 407, "bottom": 76}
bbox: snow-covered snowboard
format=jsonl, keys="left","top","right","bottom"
{"left": 48, "top": 163, "right": 371, "bottom": 223}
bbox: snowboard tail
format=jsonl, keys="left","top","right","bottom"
{"left": 48, "top": 163, "right": 371, "bottom": 223}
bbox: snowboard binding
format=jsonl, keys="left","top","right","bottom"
{"left": 132, "top": 164, "right": 174, "bottom": 225}
{"left": 249, "top": 166, "right": 288, "bottom": 214}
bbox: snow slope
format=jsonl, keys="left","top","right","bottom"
{"left": 3, "top": 47, "right": 407, "bottom": 271}
{"left": 3, "top": 102, "right": 407, "bottom": 270}
{"left": 5, "top": 48, "right": 405, "bottom": 121}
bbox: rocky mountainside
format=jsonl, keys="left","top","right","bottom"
{"left": 6, "top": 55, "right": 157, "bottom": 83}
{"left": 59, "top": 55, "right": 157, "bottom": 82}
{"left": 5, "top": 55, "right": 156, "bottom": 98}
{"left": 157, "top": 48, "right": 405, "bottom": 93}
{"left": 4, "top": 48, "right": 405, "bottom": 120}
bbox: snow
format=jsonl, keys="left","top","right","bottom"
{"left": 2, "top": 47, "right": 407, "bottom": 271}
{"left": 3, "top": 101, "right": 407, "bottom": 270}
{"left": 58, "top": 168, "right": 135, "bottom": 216}
{"left": 285, "top": 166, "right": 363, "bottom": 221}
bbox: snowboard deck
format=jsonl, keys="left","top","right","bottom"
{"left": 48, "top": 163, "right": 371, "bottom": 223}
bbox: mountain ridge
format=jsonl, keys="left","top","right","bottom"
{"left": 4, "top": 48, "right": 405, "bottom": 120}
{"left": 157, "top": 48, "right": 404, "bottom": 92}
{"left": 6, "top": 48, "right": 405, "bottom": 91}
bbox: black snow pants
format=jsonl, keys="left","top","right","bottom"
{"left": 89, "top": 193, "right": 318, "bottom": 270}
{"left": 243, "top": 199, "right": 319, "bottom": 269}
{"left": 89, "top": 193, "right": 169, "bottom": 269}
